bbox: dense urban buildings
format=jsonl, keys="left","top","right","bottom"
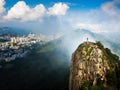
{"left": 0, "top": 33, "right": 62, "bottom": 62}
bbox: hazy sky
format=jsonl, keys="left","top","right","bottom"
{"left": 0, "top": 0, "right": 120, "bottom": 34}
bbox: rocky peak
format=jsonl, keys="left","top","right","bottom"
{"left": 69, "top": 41, "right": 120, "bottom": 90}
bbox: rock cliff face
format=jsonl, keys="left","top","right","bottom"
{"left": 69, "top": 41, "right": 120, "bottom": 90}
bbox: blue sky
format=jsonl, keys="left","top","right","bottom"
{"left": 0, "top": 0, "right": 120, "bottom": 34}
{"left": 5, "top": 0, "right": 112, "bottom": 10}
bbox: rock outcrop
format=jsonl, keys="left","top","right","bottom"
{"left": 69, "top": 41, "right": 120, "bottom": 90}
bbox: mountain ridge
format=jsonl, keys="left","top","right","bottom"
{"left": 69, "top": 41, "right": 120, "bottom": 90}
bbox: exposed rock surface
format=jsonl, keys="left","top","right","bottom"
{"left": 69, "top": 41, "right": 120, "bottom": 90}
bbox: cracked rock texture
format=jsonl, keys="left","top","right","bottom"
{"left": 69, "top": 41, "right": 120, "bottom": 90}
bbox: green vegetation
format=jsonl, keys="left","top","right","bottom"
{"left": 37, "top": 44, "right": 56, "bottom": 53}
{"left": 96, "top": 41, "right": 104, "bottom": 49}
{"left": 80, "top": 81, "right": 91, "bottom": 90}
{"left": 96, "top": 41, "right": 120, "bottom": 90}
{"left": 105, "top": 48, "right": 119, "bottom": 61}
{"left": 77, "top": 43, "right": 85, "bottom": 51}
{"left": 80, "top": 80, "right": 104, "bottom": 90}
{"left": 76, "top": 41, "right": 120, "bottom": 90}
{"left": 37, "top": 39, "right": 62, "bottom": 53}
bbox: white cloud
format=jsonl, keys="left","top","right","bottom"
{"left": 4, "top": 1, "right": 69, "bottom": 21}
{"left": 4, "top": 1, "right": 46, "bottom": 21}
{"left": 47, "top": 2, "right": 69, "bottom": 16}
{"left": 101, "top": 0, "right": 120, "bottom": 18}
{"left": 74, "top": 23, "right": 103, "bottom": 33}
{"left": 0, "top": 0, "right": 5, "bottom": 14}
{"left": 66, "top": 0, "right": 120, "bottom": 33}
